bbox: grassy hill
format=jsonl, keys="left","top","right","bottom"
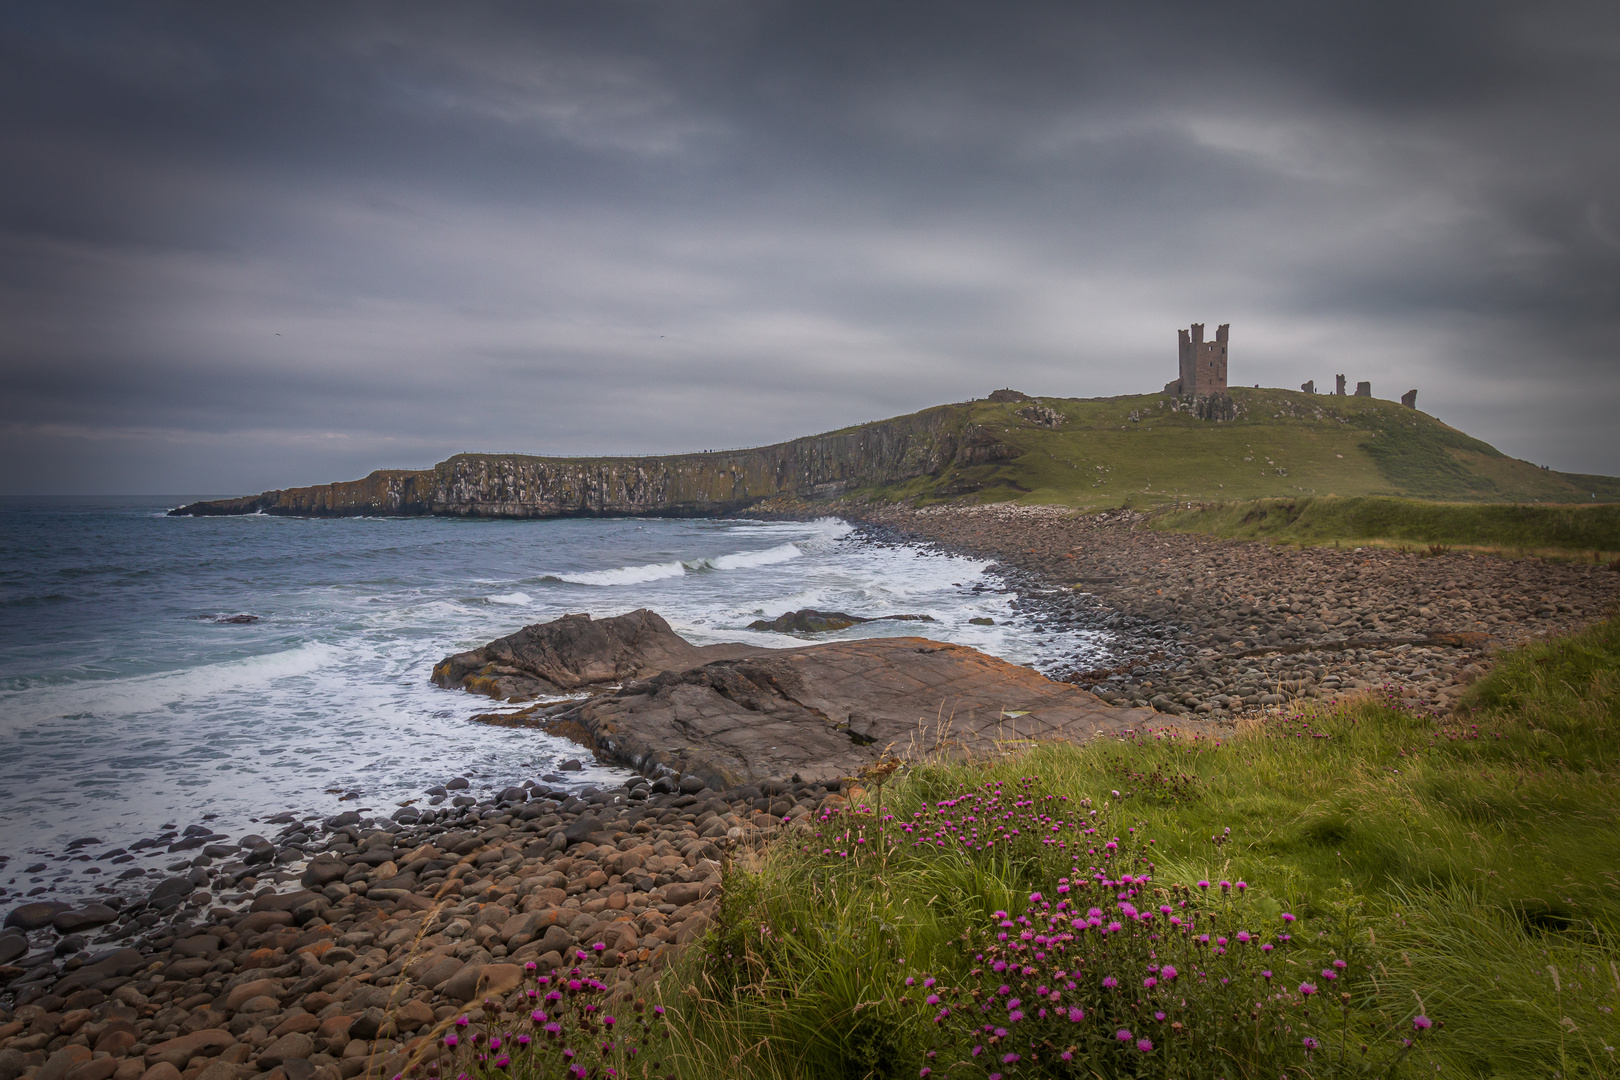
{"left": 854, "top": 387, "right": 1620, "bottom": 509}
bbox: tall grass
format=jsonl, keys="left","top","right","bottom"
{"left": 659, "top": 615, "right": 1620, "bottom": 1078}
{"left": 1150, "top": 495, "right": 1620, "bottom": 559}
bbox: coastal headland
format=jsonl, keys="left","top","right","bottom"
{"left": 169, "top": 387, "right": 1620, "bottom": 520}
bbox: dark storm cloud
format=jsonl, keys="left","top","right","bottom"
{"left": 1, "top": 0, "right": 1617, "bottom": 494}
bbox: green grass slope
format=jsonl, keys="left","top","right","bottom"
{"left": 852, "top": 388, "right": 1620, "bottom": 509}
{"left": 1151, "top": 496, "right": 1620, "bottom": 559}
{"left": 656, "top": 614, "right": 1620, "bottom": 1079}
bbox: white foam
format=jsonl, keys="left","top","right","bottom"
{"left": 486, "top": 591, "right": 533, "bottom": 605}
{"left": 554, "top": 560, "right": 687, "bottom": 586}
{"left": 703, "top": 542, "right": 805, "bottom": 571}
{"left": 0, "top": 642, "right": 342, "bottom": 735}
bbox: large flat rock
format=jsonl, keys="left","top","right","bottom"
{"left": 436, "top": 611, "right": 1159, "bottom": 786}
{"left": 432, "top": 608, "right": 756, "bottom": 700}
{"left": 562, "top": 637, "right": 1158, "bottom": 786}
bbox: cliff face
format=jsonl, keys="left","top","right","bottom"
{"left": 171, "top": 404, "right": 1016, "bottom": 518}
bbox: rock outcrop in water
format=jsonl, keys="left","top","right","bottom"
{"left": 170, "top": 406, "right": 1017, "bottom": 518}
{"left": 436, "top": 611, "right": 1157, "bottom": 788}
{"left": 745, "top": 608, "right": 934, "bottom": 633}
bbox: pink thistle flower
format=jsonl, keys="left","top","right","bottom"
{"left": 1160, "top": 965, "right": 1178, "bottom": 980}
{"left": 1299, "top": 982, "right": 1317, "bottom": 996}
{"left": 1413, "top": 1015, "right": 1433, "bottom": 1030}
{"left": 1115, "top": 1029, "right": 1133, "bottom": 1042}
{"left": 1136, "top": 1037, "right": 1153, "bottom": 1052}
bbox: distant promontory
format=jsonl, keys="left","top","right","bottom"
{"left": 171, "top": 388, "right": 1620, "bottom": 518}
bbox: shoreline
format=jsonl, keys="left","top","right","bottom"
{"left": 6, "top": 503, "right": 1616, "bottom": 1080}
{"left": 822, "top": 501, "right": 1620, "bottom": 718}
{"left": 0, "top": 775, "right": 853, "bottom": 1080}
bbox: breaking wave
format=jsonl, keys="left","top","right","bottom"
{"left": 545, "top": 541, "right": 807, "bottom": 587}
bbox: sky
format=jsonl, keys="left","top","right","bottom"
{"left": 2, "top": 1, "right": 1618, "bottom": 496}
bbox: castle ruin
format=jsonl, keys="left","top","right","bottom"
{"left": 1160, "top": 325, "right": 1415, "bottom": 416}
{"left": 1165, "top": 322, "right": 1228, "bottom": 398}
{"left": 1162, "top": 322, "right": 1234, "bottom": 420}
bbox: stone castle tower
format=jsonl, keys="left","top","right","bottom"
{"left": 1166, "top": 322, "right": 1228, "bottom": 397}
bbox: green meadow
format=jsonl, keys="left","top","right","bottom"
{"left": 654, "top": 613, "right": 1620, "bottom": 1079}
{"left": 857, "top": 388, "right": 1620, "bottom": 510}
{"left": 1150, "top": 497, "right": 1620, "bottom": 562}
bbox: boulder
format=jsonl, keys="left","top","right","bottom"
{"left": 53, "top": 904, "right": 119, "bottom": 933}
{"left": 431, "top": 609, "right": 756, "bottom": 700}
{"left": 38, "top": 1047, "right": 92, "bottom": 1080}
{"left": 63, "top": 1060, "right": 119, "bottom": 1080}
{"left": 299, "top": 859, "right": 347, "bottom": 889}
{"left": 4, "top": 901, "right": 72, "bottom": 930}
{"left": 0, "top": 930, "right": 27, "bottom": 965}
{"left": 256, "top": 1032, "right": 314, "bottom": 1069}
{"left": 145, "top": 1030, "right": 236, "bottom": 1070}
{"left": 223, "top": 978, "right": 283, "bottom": 1011}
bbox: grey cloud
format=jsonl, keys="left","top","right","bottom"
{"left": 1, "top": 0, "right": 1617, "bottom": 494}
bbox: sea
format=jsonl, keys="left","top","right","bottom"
{"left": 0, "top": 498, "right": 1107, "bottom": 905}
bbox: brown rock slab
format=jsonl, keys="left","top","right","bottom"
{"left": 431, "top": 609, "right": 755, "bottom": 700}
{"left": 563, "top": 633, "right": 1158, "bottom": 786}
{"left": 138, "top": 1066, "right": 182, "bottom": 1080}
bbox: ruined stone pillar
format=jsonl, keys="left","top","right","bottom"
{"left": 1401, "top": 389, "right": 1418, "bottom": 408}
{"left": 1335, "top": 374, "right": 1346, "bottom": 396}
{"left": 1354, "top": 381, "right": 1372, "bottom": 398}
{"left": 1301, "top": 380, "right": 1315, "bottom": 394}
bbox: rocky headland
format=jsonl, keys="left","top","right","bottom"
{"left": 167, "top": 407, "right": 1011, "bottom": 519}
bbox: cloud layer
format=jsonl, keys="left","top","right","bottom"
{"left": 3, "top": 1, "right": 1617, "bottom": 494}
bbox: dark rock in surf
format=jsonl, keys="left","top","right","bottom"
{"left": 746, "top": 609, "right": 935, "bottom": 634}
